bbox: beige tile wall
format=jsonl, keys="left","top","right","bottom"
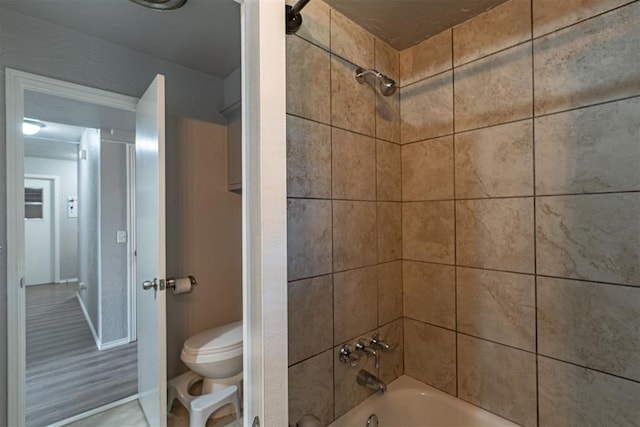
{"left": 285, "top": 1, "right": 403, "bottom": 424}
{"left": 399, "top": 1, "right": 640, "bottom": 426}
{"left": 287, "top": 0, "right": 640, "bottom": 425}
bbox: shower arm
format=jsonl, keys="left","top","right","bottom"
{"left": 355, "top": 68, "right": 384, "bottom": 83}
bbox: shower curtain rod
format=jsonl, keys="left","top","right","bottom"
{"left": 286, "top": 0, "right": 312, "bottom": 35}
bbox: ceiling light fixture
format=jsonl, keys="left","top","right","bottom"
{"left": 128, "top": 0, "right": 188, "bottom": 10}
{"left": 22, "top": 119, "right": 45, "bottom": 136}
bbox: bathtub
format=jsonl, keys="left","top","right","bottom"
{"left": 329, "top": 375, "right": 518, "bottom": 427}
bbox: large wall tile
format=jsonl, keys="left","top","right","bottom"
{"left": 453, "top": 0, "right": 532, "bottom": 66}
{"left": 333, "top": 334, "right": 377, "bottom": 418}
{"left": 375, "top": 36, "right": 400, "bottom": 143}
{"left": 333, "top": 266, "right": 377, "bottom": 344}
{"left": 332, "top": 128, "right": 376, "bottom": 200}
{"left": 377, "top": 202, "right": 401, "bottom": 263}
{"left": 534, "top": 3, "right": 640, "bottom": 115}
{"left": 374, "top": 38, "right": 399, "bottom": 82}
{"left": 535, "top": 97, "right": 640, "bottom": 195}
{"left": 458, "top": 335, "right": 537, "bottom": 427}
{"left": 402, "top": 136, "right": 454, "bottom": 201}
{"left": 378, "top": 261, "right": 402, "bottom": 325}
{"left": 287, "top": 199, "right": 333, "bottom": 281}
{"left": 538, "top": 277, "right": 640, "bottom": 381}
{"left": 533, "top": 0, "right": 635, "bottom": 37}
{"left": 455, "top": 43, "right": 532, "bottom": 132}
{"left": 330, "top": 9, "right": 374, "bottom": 68}
{"left": 455, "top": 120, "right": 533, "bottom": 198}
{"left": 333, "top": 201, "right": 377, "bottom": 271}
{"left": 376, "top": 140, "right": 401, "bottom": 201}
{"left": 402, "top": 201, "right": 455, "bottom": 264}
{"left": 400, "top": 30, "right": 452, "bottom": 87}
{"left": 457, "top": 267, "right": 535, "bottom": 351}
{"left": 456, "top": 198, "right": 534, "bottom": 273}
{"left": 376, "top": 90, "right": 400, "bottom": 144}
{"left": 285, "top": 0, "right": 330, "bottom": 49}
{"left": 404, "top": 319, "right": 456, "bottom": 395}
{"left": 536, "top": 194, "right": 640, "bottom": 286}
{"left": 400, "top": 71, "right": 453, "bottom": 143}
{"left": 288, "top": 275, "right": 334, "bottom": 365}
{"left": 403, "top": 261, "right": 455, "bottom": 329}
{"left": 331, "top": 55, "right": 375, "bottom": 136}
{"left": 289, "top": 350, "right": 334, "bottom": 426}
{"left": 286, "top": 35, "right": 331, "bottom": 124}
{"left": 287, "top": 115, "right": 332, "bottom": 198}
{"left": 538, "top": 356, "right": 640, "bottom": 427}
{"left": 378, "top": 319, "right": 404, "bottom": 384}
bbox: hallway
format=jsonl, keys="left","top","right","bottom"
{"left": 26, "top": 283, "right": 137, "bottom": 426}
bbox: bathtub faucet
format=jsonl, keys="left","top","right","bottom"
{"left": 355, "top": 339, "right": 379, "bottom": 368}
{"left": 357, "top": 369, "right": 387, "bottom": 394}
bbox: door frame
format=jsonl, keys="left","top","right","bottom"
{"left": 23, "top": 174, "right": 61, "bottom": 285}
{"left": 238, "top": 0, "right": 288, "bottom": 425}
{"left": 5, "top": 68, "right": 139, "bottom": 426}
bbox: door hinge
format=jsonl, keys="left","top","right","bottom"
{"left": 20, "top": 277, "right": 25, "bottom": 288}
{"left": 252, "top": 416, "right": 260, "bottom": 427}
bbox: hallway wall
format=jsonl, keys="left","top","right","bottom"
{"left": 24, "top": 156, "right": 79, "bottom": 281}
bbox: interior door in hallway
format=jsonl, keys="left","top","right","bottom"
{"left": 24, "top": 177, "right": 55, "bottom": 285}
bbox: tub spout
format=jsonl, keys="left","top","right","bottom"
{"left": 357, "top": 369, "right": 387, "bottom": 394}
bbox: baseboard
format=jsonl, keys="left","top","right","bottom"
{"left": 100, "top": 337, "right": 131, "bottom": 350}
{"left": 76, "top": 292, "right": 101, "bottom": 350}
{"left": 47, "top": 394, "right": 139, "bottom": 427}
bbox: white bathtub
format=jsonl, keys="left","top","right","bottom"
{"left": 329, "top": 375, "right": 518, "bottom": 427}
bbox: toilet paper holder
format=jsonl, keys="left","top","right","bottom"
{"left": 166, "top": 275, "right": 198, "bottom": 292}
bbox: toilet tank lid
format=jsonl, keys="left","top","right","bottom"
{"left": 184, "top": 320, "right": 243, "bottom": 353}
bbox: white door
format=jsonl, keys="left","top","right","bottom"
{"left": 24, "top": 178, "right": 54, "bottom": 285}
{"left": 135, "top": 75, "right": 167, "bottom": 427}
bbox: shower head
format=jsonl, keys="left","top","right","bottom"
{"left": 355, "top": 67, "right": 397, "bottom": 96}
{"left": 129, "top": 0, "right": 188, "bottom": 10}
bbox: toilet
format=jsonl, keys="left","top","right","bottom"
{"left": 168, "top": 321, "right": 243, "bottom": 426}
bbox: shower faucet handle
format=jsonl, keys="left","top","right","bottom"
{"left": 339, "top": 344, "right": 361, "bottom": 367}
{"left": 370, "top": 333, "right": 398, "bottom": 351}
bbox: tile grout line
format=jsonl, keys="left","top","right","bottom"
{"left": 397, "top": 45, "right": 405, "bottom": 378}
{"left": 328, "top": 8, "right": 337, "bottom": 423}
{"left": 529, "top": 0, "right": 541, "bottom": 424}
{"left": 450, "top": 27, "right": 459, "bottom": 399}
{"left": 373, "top": 37, "right": 381, "bottom": 367}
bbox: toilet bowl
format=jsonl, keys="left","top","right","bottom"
{"left": 180, "top": 320, "right": 243, "bottom": 394}
{"left": 169, "top": 321, "right": 243, "bottom": 426}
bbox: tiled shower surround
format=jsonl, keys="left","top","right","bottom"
{"left": 286, "top": 0, "right": 640, "bottom": 426}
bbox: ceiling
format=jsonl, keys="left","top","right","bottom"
{"left": 24, "top": 121, "right": 84, "bottom": 162}
{"left": 324, "top": 0, "right": 508, "bottom": 50}
{"left": 0, "top": 0, "right": 241, "bottom": 79}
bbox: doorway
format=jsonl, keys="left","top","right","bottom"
{"left": 24, "top": 176, "right": 57, "bottom": 286}
{"left": 6, "top": 69, "right": 142, "bottom": 426}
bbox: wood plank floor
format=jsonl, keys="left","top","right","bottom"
{"left": 26, "top": 283, "right": 137, "bottom": 427}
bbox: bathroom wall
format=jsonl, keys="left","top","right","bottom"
{"left": 0, "top": 7, "right": 240, "bottom": 423}
{"left": 399, "top": 0, "right": 640, "bottom": 425}
{"left": 165, "top": 117, "right": 242, "bottom": 380}
{"left": 285, "top": 1, "right": 403, "bottom": 424}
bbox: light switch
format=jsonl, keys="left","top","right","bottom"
{"left": 116, "top": 230, "right": 128, "bottom": 244}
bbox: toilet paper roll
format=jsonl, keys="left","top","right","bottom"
{"left": 172, "top": 277, "right": 193, "bottom": 294}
